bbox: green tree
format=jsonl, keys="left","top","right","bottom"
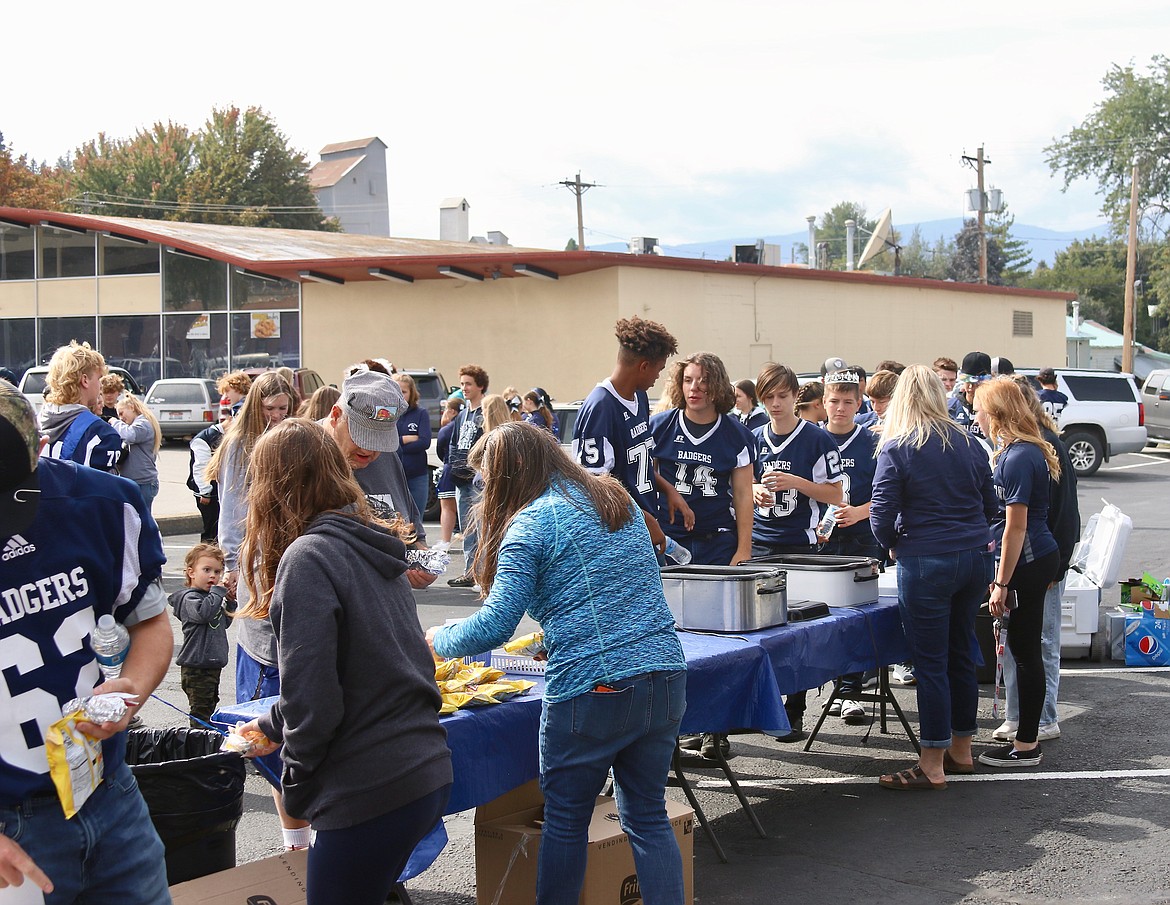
{"left": 948, "top": 219, "right": 1005, "bottom": 284}
{"left": 988, "top": 207, "right": 1034, "bottom": 286}
{"left": 0, "top": 132, "right": 67, "bottom": 209}
{"left": 68, "top": 123, "right": 195, "bottom": 219}
{"left": 896, "top": 226, "right": 953, "bottom": 280}
{"left": 564, "top": 237, "right": 578, "bottom": 251}
{"left": 1025, "top": 236, "right": 1128, "bottom": 330}
{"left": 1046, "top": 55, "right": 1170, "bottom": 237}
{"left": 182, "top": 106, "right": 336, "bottom": 230}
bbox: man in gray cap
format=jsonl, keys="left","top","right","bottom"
{"left": 321, "top": 364, "right": 437, "bottom": 589}
{"left": 0, "top": 380, "right": 173, "bottom": 901}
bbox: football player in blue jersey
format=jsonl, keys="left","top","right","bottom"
{"left": 750, "top": 362, "right": 844, "bottom": 740}
{"left": 572, "top": 317, "right": 693, "bottom": 549}
{"left": 651, "top": 352, "right": 757, "bottom": 568}
{"left": 36, "top": 341, "right": 123, "bottom": 473}
{"left": 948, "top": 351, "right": 992, "bottom": 438}
{"left": 0, "top": 379, "right": 173, "bottom": 903}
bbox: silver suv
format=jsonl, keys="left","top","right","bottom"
{"left": 1021, "top": 368, "right": 1147, "bottom": 476}
{"left": 1141, "top": 368, "right": 1170, "bottom": 444}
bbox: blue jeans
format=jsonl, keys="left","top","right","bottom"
{"left": 0, "top": 762, "right": 169, "bottom": 904}
{"left": 406, "top": 471, "right": 430, "bottom": 526}
{"left": 455, "top": 480, "right": 480, "bottom": 574}
{"left": 136, "top": 478, "right": 159, "bottom": 515}
{"left": 897, "top": 547, "right": 993, "bottom": 748}
{"left": 1002, "top": 578, "right": 1063, "bottom": 726}
{"left": 537, "top": 670, "right": 687, "bottom": 905}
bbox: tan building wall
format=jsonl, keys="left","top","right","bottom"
{"left": 98, "top": 275, "right": 161, "bottom": 314}
{"left": 305, "top": 265, "right": 1066, "bottom": 401}
{"left": 36, "top": 278, "right": 97, "bottom": 317}
{"left": 0, "top": 281, "right": 36, "bottom": 318}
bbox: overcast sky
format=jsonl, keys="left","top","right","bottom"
{"left": 6, "top": 1, "right": 1166, "bottom": 250}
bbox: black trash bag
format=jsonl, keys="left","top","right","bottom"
{"left": 125, "top": 727, "right": 247, "bottom": 885}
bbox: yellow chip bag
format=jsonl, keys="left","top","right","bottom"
{"left": 434, "top": 659, "right": 461, "bottom": 681}
{"left": 45, "top": 710, "right": 104, "bottom": 819}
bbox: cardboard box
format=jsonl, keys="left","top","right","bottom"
{"left": 1107, "top": 609, "right": 1128, "bottom": 661}
{"left": 169, "top": 849, "right": 307, "bottom": 905}
{"left": 1120, "top": 580, "right": 1158, "bottom": 608}
{"left": 475, "top": 779, "right": 694, "bottom": 905}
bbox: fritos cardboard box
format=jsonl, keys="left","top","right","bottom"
{"left": 169, "top": 849, "right": 308, "bottom": 905}
{"left": 475, "top": 779, "right": 694, "bottom": 905}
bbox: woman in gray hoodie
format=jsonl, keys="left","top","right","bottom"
{"left": 237, "top": 419, "right": 451, "bottom": 905}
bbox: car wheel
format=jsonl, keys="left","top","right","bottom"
{"left": 1064, "top": 430, "right": 1103, "bottom": 477}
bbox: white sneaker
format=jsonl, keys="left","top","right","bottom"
{"left": 991, "top": 720, "right": 1018, "bottom": 741}
{"left": 890, "top": 663, "right": 916, "bottom": 686}
{"left": 1037, "top": 722, "right": 1061, "bottom": 740}
{"left": 432, "top": 540, "right": 451, "bottom": 554}
{"left": 840, "top": 700, "right": 866, "bottom": 725}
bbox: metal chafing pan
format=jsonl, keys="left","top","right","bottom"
{"left": 746, "top": 554, "right": 880, "bottom": 607}
{"left": 660, "top": 565, "right": 788, "bottom": 632}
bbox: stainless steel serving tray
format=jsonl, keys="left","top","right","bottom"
{"left": 746, "top": 554, "right": 880, "bottom": 607}
{"left": 660, "top": 565, "right": 788, "bottom": 632}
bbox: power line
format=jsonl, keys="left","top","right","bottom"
{"left": 559, "top": 173, "right": 599, "bottom": 250}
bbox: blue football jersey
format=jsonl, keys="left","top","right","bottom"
{"left": 572, "top": 381, "right": 658, "bottom": 513}
{"left": 752, "top": 420, "right": 844, "bottom": 546}
{"left": 948, "top": 395, "right": 985, "bottom": 438}
{"left": 1, "top": 459, "right": 166, "bottom": 804}
{"left": 828, "top": 425, "right": 879, "bottom": 540}
{"left": 650, "top": 410, "right": 756, "bottom": 537}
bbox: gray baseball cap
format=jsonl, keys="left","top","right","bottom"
{"left": 339, "top": 369, "right": 404, "bottom": 453}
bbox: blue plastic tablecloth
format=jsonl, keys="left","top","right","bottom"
{"left": 213, "top": 597, "right": 909, "bottom": 875}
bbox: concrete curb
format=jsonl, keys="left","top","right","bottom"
{"left": 156, "top": 514, "right": 204, "bottom": 537}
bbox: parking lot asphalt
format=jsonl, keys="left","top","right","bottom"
{"left": 140, "top": 443, "right": 1170, "bottom": 903}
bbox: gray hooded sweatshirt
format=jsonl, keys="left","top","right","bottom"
{"left": 255, "top": 511, "right": 451, "bottom": 830}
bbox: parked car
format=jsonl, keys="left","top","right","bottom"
{"left": 144, "top": 378, "right": 221, "bottom": 439}
{"left": 1141, "top": 368, "right": 1170, "bottom": 444}
{"left": 401, "top": 368, "right": 450, "bottom": 426}
{"left": 19, "top": 365, "right": 143, "bottom": 417}
{"left": 1019, "top": 368, "right": 1147, "bottom": 476}
{"left": 241, "top": 367, "right": 326, "bottom": 403}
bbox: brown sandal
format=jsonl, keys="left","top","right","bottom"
{"left": 878, "top": 765, "right": 947, "bottom": 791}
{"left": 943, "top": 751, "right": 975, "bottom": 775}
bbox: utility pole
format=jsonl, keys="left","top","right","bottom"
{"left": 1123, "top": 160, "right": 1140, "bottom": 375}
{"left": 961, "top": 147, "right": 991, "bottom": 284}
{"left": 559, "top": 173, "right": 597, "bottom": 251}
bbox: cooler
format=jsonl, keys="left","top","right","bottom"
{"left": 1060, "top": 503, "right": 1132, "bottom": 659}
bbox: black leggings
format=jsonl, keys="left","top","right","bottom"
{"left": 1006, "top": 550, "right": 1059, "bottom": 745}
{"left": 306, "top": 784, "right": 450, "bottom": 905}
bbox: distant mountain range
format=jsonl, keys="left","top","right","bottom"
{"left": 591, "top": 217, "right": 1112, "bottom": 268}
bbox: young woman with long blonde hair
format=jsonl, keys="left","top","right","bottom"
{"left": 237, "top": 419, "right": 451, "bottom": 905}
{"left": 973, "top": 377, "right": 1062, "bottom": 769}
{"left": 869, "top": 364, "right": 998, "bottom": 789}
{"left": 428, "top": 422, "right": 687, "bottom": 905}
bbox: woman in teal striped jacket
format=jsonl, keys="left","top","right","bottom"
{"left": 429, "top": 421, "right": 687, "bottom": 905}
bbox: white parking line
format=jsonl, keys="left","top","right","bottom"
{"left": 1059, "top": 666, "right": 1170, "bottom": 675}
{"left": 1101, "top": 455, "right": 1170, "bottom": 472}
{"left": 690, "top": 768, "right": 1170, "bottom": 790}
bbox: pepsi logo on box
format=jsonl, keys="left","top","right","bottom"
{"left": 1125, "top": 612, "right": 1170, "bottom": 666}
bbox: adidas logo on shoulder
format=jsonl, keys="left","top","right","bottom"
{"left": 3, "top": 535, "right": 36, "bottom": 560}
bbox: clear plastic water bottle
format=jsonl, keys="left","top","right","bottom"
{"left": 816, "top": 504, "right": 842, "bottom": 544}
{"left": 663, "top": 536, "right": 692, "bottom": 565}
{"left": 91, "top": 615, "right": 130, "bottom": 680}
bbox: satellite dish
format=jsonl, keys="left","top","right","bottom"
{"left": 857, "top": 208, "right": 893, "bottom": 270}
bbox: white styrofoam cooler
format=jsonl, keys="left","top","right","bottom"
{"left": 1060, "top": 503, "right": 1132, "bottom": 659}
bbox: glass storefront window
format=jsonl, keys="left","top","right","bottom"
{"left": 99, "top": 315, "right": 164, "bottom": 388}
{"left": 39, "top": 317, "right": 98, "bottom": 361}
{"left": 230, "top": 311, "right": 300, "bottom": 371}
{"left": 100, "top": 235, "right": 161, "bottom": 276}
{"left": 163, "top": 250, "right": 227, "bottom": 312}
{"left": 39, "top": 227, "right": 96, "bottom": 279}
{"left": 163, "top": 313, "right": 228, "bottom": 380}
{"left": 0, "top": 318, "right": 35, "bottom": 379}
{"left": 231, "top": 269, "right": 299, "bottom": 310}
{"left": 0, "top": 224, "right": 35, "bottom": 280}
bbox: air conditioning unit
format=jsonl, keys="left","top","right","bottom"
{"left": 628, "top": 237, "right": 660, "bottom": 256}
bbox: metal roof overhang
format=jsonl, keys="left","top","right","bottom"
{"left": 0, "top": 207, "right": 1078, "bottom": 303}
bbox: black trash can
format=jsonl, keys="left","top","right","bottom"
{"left": 125, "top": 727, "right": 247, "bottom": 884}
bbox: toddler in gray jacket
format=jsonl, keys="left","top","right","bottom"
{"left": 169, "top": 543, "right": 237, "bottom": 727}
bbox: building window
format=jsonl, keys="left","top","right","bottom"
{"left": 231, "top": 270, "right": 299, "bottom": 311}
{"left": 100, "top": 235, "right": 161, "bottom": 276}
{"left": 99, "top": 315, "right": 164, "bottom": 388}
{"left": 39, "top": 227, "right": 96, "bottom": 279}
{"left": 1012, "top": 310, "right": 1033, "bottom": 337}
{"left": 230, "top": 311, "right": 300, "bottom": 370}
{"left": 163, "top": 250, "right": 228, "bottom": 311}
{"left": 39, "top": 317, "right": 97, "bottom": 358}
{"left": 164, "top": 313, "right": 229, "bottom": 381}
{"left": 0, "top": 224, "right": 35, "bottom": 281}
{"left": 0, "top": 318, "right": 35, "bottom": 377}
